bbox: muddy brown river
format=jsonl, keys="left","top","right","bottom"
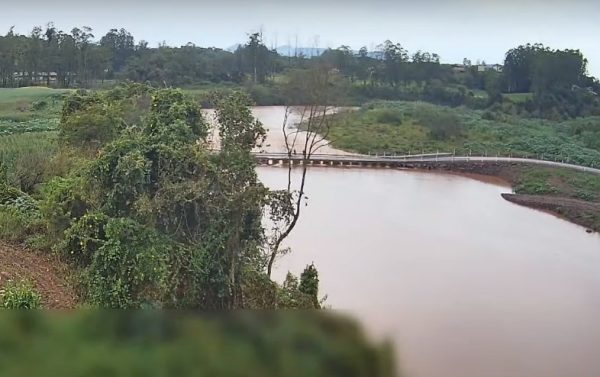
{"left": 252, "top": 107, "right": 600, "bottom": 377}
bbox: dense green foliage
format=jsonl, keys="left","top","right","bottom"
{"left": 0, "top": 84, "right": 320, "bottom": 310}
{"left": 0, "top": 279, "right": 41, "bottom": 308}
{"left": 0, "top": 311, "right": 395, "bottom": 376}
{"left": 0, "top": 168, "right": 43, "bottom": 242}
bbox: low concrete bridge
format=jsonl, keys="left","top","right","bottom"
{"left": 254, "top": 152, "right": 600, "bottom": 175}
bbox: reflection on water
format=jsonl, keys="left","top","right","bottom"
{"left": 260, "top": 167, "right": 600, "bottom": 377}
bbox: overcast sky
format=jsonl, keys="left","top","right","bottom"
{"left": 5, "top": 0, "right": 600, "bottom": 76}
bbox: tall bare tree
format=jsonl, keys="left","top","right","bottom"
{"left": 265, "top": 64, "right": 342, "bottom": 277}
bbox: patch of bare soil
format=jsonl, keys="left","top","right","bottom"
{"left": 0, "top": 244, "right": 78, "bottom": 308}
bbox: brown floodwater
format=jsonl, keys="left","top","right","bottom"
{"left": 259, "top": 167, "right": 600, "bottom": 377}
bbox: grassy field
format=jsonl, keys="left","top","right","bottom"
{"left": 0, "top": 87, "right": 72, "bottom": 135}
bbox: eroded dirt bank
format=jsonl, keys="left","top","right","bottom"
{"left": 0, "top": 244, "right": 78, "bottom": 308}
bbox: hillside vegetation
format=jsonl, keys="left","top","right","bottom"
{"left": 329, "top": 102, "right": 600, "bottom": 166}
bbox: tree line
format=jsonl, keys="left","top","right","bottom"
{"left": 2, "top": 24, "right": 597, "bottom": 91}
{"left": 1, "top": 24, "right": 599, "bottom": 118}
{"left": 0, "top": 24, "right": 451, "bottom": 88}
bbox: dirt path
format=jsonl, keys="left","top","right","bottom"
{"left": 0, "top": 244, "right": 78, "bottom": 308}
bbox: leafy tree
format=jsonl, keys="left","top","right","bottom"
{"left": 299, "top": 263, "right": 321, "bottom": 308}
{"left": 49, "top": 84, "right": 319, "bottom": 309}
{"left": 381, "top": 40, "right": 409, "bottom": 87}
{"left": 100, "top": 28, "right": 135, "bottom": 75}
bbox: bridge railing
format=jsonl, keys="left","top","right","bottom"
{"left": 225, "top": 145, "right": 600, "bottom": 170}
{"left": 359, "top": 150, "right": 600, "bottom": 170}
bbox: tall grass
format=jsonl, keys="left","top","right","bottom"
{"left": 0, "top": 132, "right": 57, "bottom": 165}
{"left": 0, "top": 132, "right": 58, "bottom": 190}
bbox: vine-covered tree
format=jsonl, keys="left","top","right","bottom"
{"left": 44, "top": 83, "right": 320, "bottom": 309}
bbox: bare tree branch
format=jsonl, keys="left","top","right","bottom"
{"left": 266, "top": 66, "right": 338, "bottom": 277}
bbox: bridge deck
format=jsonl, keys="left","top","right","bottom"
{"left": 253, "top": 153, "right": 600, "bottom": 175}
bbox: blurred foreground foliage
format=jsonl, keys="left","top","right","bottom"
{"left": 0, "top": 311, "right": 396, "bottom": 377}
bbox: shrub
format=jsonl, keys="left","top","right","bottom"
{"left": 414, "top": 106, "right": 464, "bottom": 140}
{"left": 372, "top": 108, "right": 403, "bottom": 125}
{"left": 0, "top": 279, "right": 42, "bottom": 309}
{"left": 41, "top": 176, "right": 89, "bottom": 239}
{"left": 31, "top": 100, "right": 48, "bottom": 111}
{"left": 0, "top": 184, "right": 23, "bottom": 204}
{"left": 0, "top": 133, "right": 58, "bottom": 189}
{"left": 277, "top": 264, "right": 322, "bottom": 309}
{"left": 60, "top": 212, "right": 109, "bottom": 267}
{"left": 0, "top": 184, "right": 41, "bottom": 243}
{"left": 60, "top": 105, "right": 121, "bottom": 149}
{"left": 0, "top": 206, "right": 38, "bottom": 243}
{"left": 244, "top": 84, "right": 285, "bottom": 105}
{"left": 575, "top": 190, "right": 595, "bottom": 201}
{"left": 84, "top": 218, "right": 173, "bottom": 308}
{"left": 514, "top": 170, "right": 560, "bottom": 196}
{"left": 13, "top": 149, "right": 53, "bottom": 193}
{"left": 277, "top": 273, "right": 315, "bottom": 309}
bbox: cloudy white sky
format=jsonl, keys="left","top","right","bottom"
{"left": 4, "top": 0, "right": 599, "bottom": 76}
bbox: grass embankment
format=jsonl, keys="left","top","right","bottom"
{"left": 508, "top": 167, "right": 600, "bottom": 231}
{"left": 328, "top": 101, "right": 600, "bottom": 231}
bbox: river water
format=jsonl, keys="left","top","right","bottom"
{"left": 253, "top": 107, "right": 600, "bottom": 377}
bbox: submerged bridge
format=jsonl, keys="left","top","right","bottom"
{"left": 254, "top": 152, "right": 600, "bottom": 175}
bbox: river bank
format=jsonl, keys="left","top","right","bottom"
{"left": 251, "top": 104, "right": 600, "bottom": 233}
{"left": 502, "top": 194, "right": 600, "bottom": 232}
{"left": 319, "top": 100, "right": 600, "bottom": 231}
{"left": 413, "top": 161, "right": 600, "bottom": 232}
